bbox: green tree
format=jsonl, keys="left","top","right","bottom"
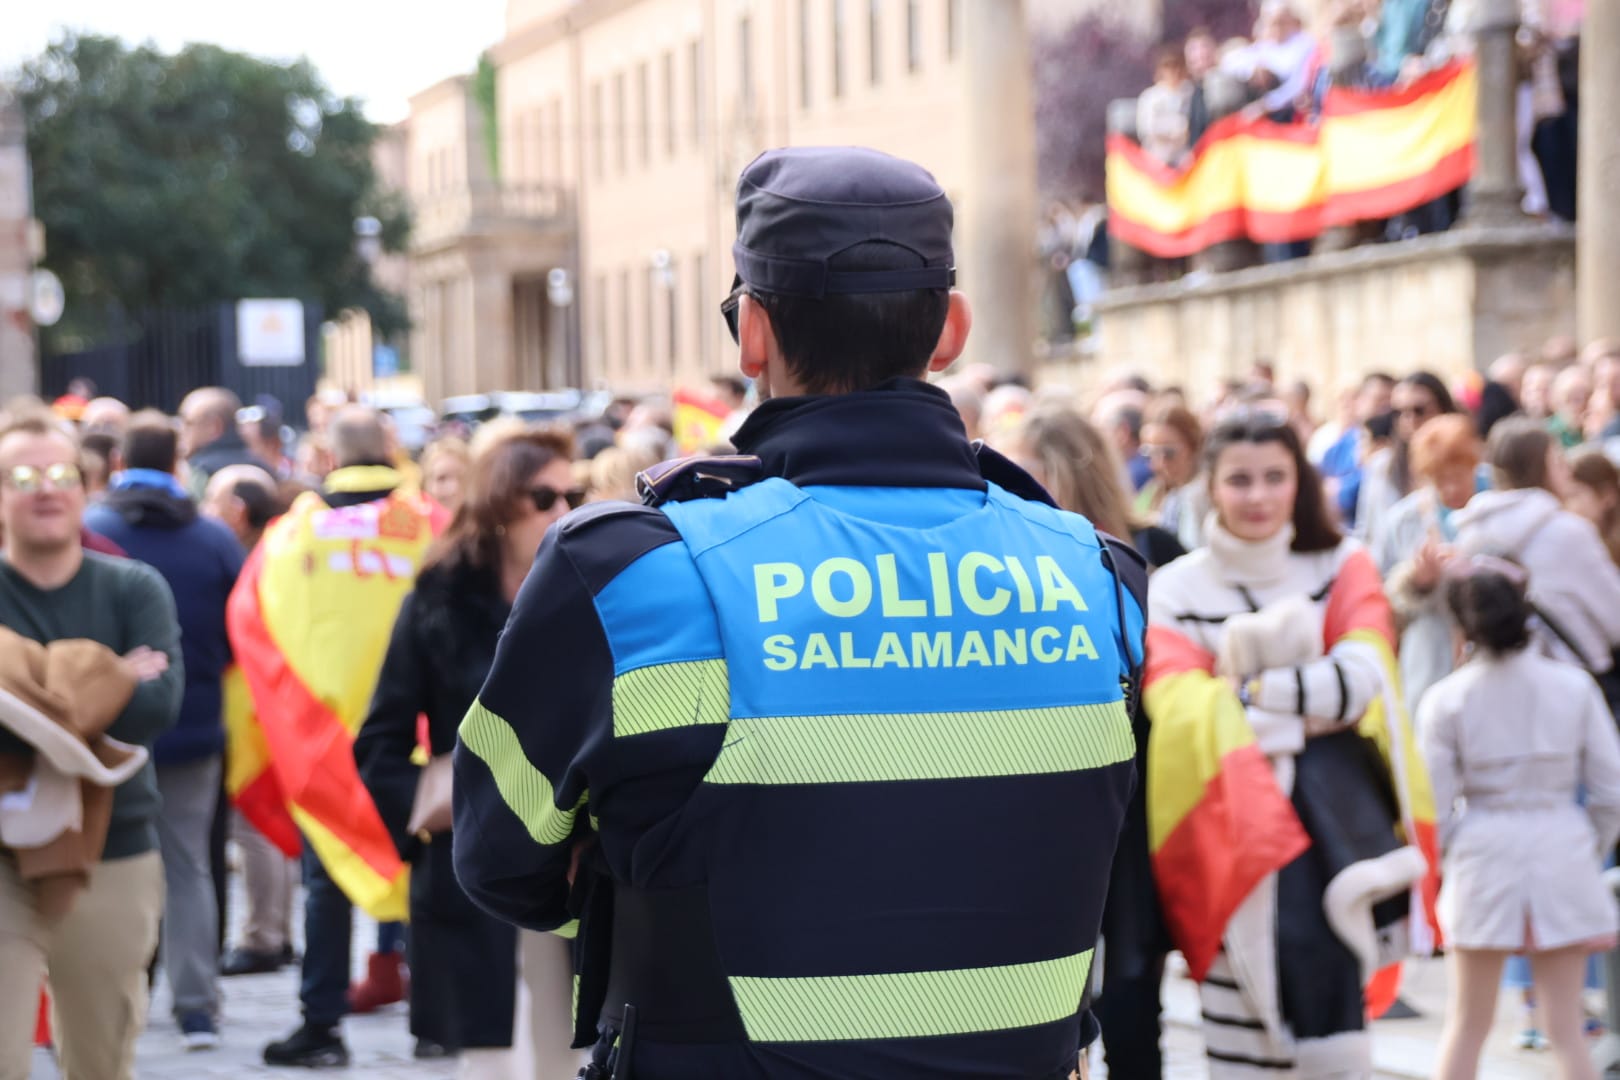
{"left": 13, "top": 33, "right": 411, "bottom": 347}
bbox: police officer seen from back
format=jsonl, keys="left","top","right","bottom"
{"left": 452, "top": 146, "right": 1146, "bottom": 1080}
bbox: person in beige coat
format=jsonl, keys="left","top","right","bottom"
{"left": 1419, "top": 556, "right": 1620, "bottom": 1080}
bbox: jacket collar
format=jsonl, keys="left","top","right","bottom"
{"left": 731, "top": 378, "right": 988, "bottom": 490}
{"left": 103, "top": 483, "right": 198, "bottom": 528}
{"left": 111, "top": 469, "right": 189, "bottom": 500}
{"left": 322, "top": 465, "right": 402, "bottom": 509}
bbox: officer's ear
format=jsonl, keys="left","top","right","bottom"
{"left": 736, "top": 293, "right": 780, "bottom": 382}
{"left": 926, "top": 292, "right": 973, "bottom": 374}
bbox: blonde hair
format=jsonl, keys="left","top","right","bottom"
{"left": 1014, "top": 406, "right": 1140, "bottom": 541}
{"left": 589, "top": 444, "right": 661, "bottom": 504}
{"left": 420, "top": 436, "right": 470, "bottom": 477}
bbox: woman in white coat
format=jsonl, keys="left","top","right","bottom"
{"left": 1452, "top": 417, "right": 1620, "bottom": 684}
{"left": 1420, "top": 556, "right": 1620, "bottom": 1080}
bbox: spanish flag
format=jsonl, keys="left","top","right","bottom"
{"left": 1142, "top": 628, "right": 1310, "bottom": 982}
{"left": 1108, "top": 61, "right": 1476, "bottom": 258}
{"left": 673, "top": 387, "right": 733, "bottom": 453}
{"left": 1322, "top": 550, "right": 1442, "bottom": 1014}
{"left": 1144, "top": 548, "right": 1438, "bottom": 995}
{"left": 223, "top": 663, "right": 300, "bottom": 858}
{"left": 226, "top": 470, "right": 447, "bottom": 921}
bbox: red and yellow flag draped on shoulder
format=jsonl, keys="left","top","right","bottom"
{"left": 225, "top": 468, "right": 449, "bottom": 921}
{"left": 1144, "top": 547, "right": 1439, "bottom": 1012}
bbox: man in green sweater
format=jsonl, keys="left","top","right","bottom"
{"left": 0, "top": 413, "right": 183, "bottom": 1079}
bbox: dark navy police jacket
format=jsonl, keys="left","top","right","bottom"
{"left": 453, "top": 378, "right": 1147, "bottom": 1080}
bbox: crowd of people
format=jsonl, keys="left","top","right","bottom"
{"left": 2, "top": 334, "right": 1620, "bottom": 1079}
{"left": 939, "top": 335, "right": 1620, "bottom": 1079}
{"left": 1124, "top": 0, "right": 1583, "bottom": 262}
{"left": 0, "top": 383, "right": 697, "bottom": 1077}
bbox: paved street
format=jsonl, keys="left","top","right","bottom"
{"left": 29, "top": 952, "right": 1562, "bottom": 1079}
{"left": 25, "top": 876, "right": 1558, "bottom": 1079}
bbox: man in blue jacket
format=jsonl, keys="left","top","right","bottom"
{"left": 454, "top": 147, "right": 1147, "bottom": 1080}
{"left": 87, "top": 410, "right": 245, "bottom": 1052}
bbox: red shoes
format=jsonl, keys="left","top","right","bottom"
{"left": 347, "top": 950, "right": 408, "bottom": 1013}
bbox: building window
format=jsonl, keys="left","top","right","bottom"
{"left": 946, "top": 0, "right": 960, "bottom": 58}
{"left": 666, "top": 262, "right": 680, "bottom": 372}
{"left": 550, "top": 99, "right": 564, "bottom": 183}
{"left": 537, "top": 108, "right": 550, "bottom": 182}
{"left": 799, "top": 0, "right": 813, "bottom": 109}
{"left": 832, "top": 0, "right": 847, "bottom": 99}
{"left": 689, "top": 39, "right": 704, "bottom": 146}
{"left": 591, "top": 82, "right": 605, "bottom": 178}
{"left": 907, "top": 0, "right": 922, "bottom": 72}
{"left": 637, "top": 62, "right": 651, "bottom": 165}
{"left": 594, "top": 273, "right": 608, "bottom": 377}
{"left": 614, "top": 72, "right": 628, "bottom": 173}
{"left": 694, "top": 252, "right": 708, "bottom": 365}
{"left": 618, "top": 268, "right": 632, "bottom": 376}
{"left": 868, "top": 0, "right": 882, "bottom": 86}
{"left": 739, "top": 15, "right": 755, "bottom": 115}
{"left": 662, "top": 51, "right": 677, "bottom": 156}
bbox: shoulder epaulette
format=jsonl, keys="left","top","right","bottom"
{"left": 636, "top": 455, "right": 765, "bottom": 507}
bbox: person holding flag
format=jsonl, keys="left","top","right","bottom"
{"left": 1143, "top": 408, "right": 1437, "bottom": 1078}
{"left": 227, "top": 406, "right": 448, "bottom": 1068}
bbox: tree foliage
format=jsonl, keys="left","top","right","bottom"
{"left": 1034, "top": 1, "right": 1258, "bottom": 202}
{"left": 14, "top": 33, "right": 411, "bottom": 345}
{"left": 473, "top": 52, "right": 500, "bottom": 180}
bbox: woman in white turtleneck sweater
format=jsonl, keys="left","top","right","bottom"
{"left": 1144, "top": 409, "right": 1431, "bottom": 1080}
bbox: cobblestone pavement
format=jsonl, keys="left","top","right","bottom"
{"left": 25, "top": 874, "right": 1556, "bottom": 1079}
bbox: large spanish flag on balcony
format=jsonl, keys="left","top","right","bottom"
{"left": 1108, "top": 61, "right": 1477, "bottom": 258}
{"left": 225, "top": 470, "right": 448, "bottom": 921}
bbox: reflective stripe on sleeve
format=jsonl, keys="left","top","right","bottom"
{"left": 612, "top": 659, "right": 730, "bottom": 738}
{"left": 459, "top": 699, "right": 581, "bottom": 846}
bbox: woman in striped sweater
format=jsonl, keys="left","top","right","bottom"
{"left": 1142, "top": 408, "right": 1435, "bottom": 1078}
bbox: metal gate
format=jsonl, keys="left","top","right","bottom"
{"left": 39, "top": 302, "right": 320, "bottom": 425}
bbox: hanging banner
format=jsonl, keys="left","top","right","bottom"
{"left": 1107, "top": 61, "right": 1476, "bottom": 259}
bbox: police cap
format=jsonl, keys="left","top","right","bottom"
{"left": 731, "top": 147, "right": 956, "bottom": 300}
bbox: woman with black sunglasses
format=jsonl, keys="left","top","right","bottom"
{"left": 355, "top": 427, "right": 584, "bottom": 1078}
{"left": 1359, "top": 371, "right": 1458, "bottom": 548}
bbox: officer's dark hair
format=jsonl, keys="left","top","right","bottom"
{"left": 751, "top": 242, "right": 950, "bottom": 394}
{"left": 122, "top": 410, "right": 180, "bottom": 473}
{"left": 1203, "top": 407, "right": 1342, "bottom": 553}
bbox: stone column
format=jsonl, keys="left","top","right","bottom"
{"left": 1578, "top": 1, "right": 1620, "bottom": 343}
{"left": 1463, "top": 0, "right": 1524, "bottom": 226}
{"left": 963, "top": 0, "right": 1037, "bottom": 375}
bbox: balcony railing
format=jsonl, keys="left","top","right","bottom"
{"left": 411, "top": 183, "right": 572, "bottom": 250}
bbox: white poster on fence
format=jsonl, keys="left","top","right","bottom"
{"left": 237, "top": 299, "right": 305, "bottom": 366}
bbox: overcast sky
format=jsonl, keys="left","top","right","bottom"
{"left": 3, "top": 0, "right": 509, "bottom": 123}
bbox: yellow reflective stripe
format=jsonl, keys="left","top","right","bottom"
{"left": 459, "top": 700, "right": 579, "bottom": 845}
{"left": 613, "top": 659, "right": 729, "bottom": 738}
{"left": 730, "top": 949, "right": 1093, "bottom": 1043}
{"left": 706, "top": 702, "right": 1132, "bottom": 785}
{"left": 552, "top": 919, "right": 579, "bottom": 940}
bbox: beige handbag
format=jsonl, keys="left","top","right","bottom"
{"left": 407, "top": 754, "right": 454, "bottom": 841}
